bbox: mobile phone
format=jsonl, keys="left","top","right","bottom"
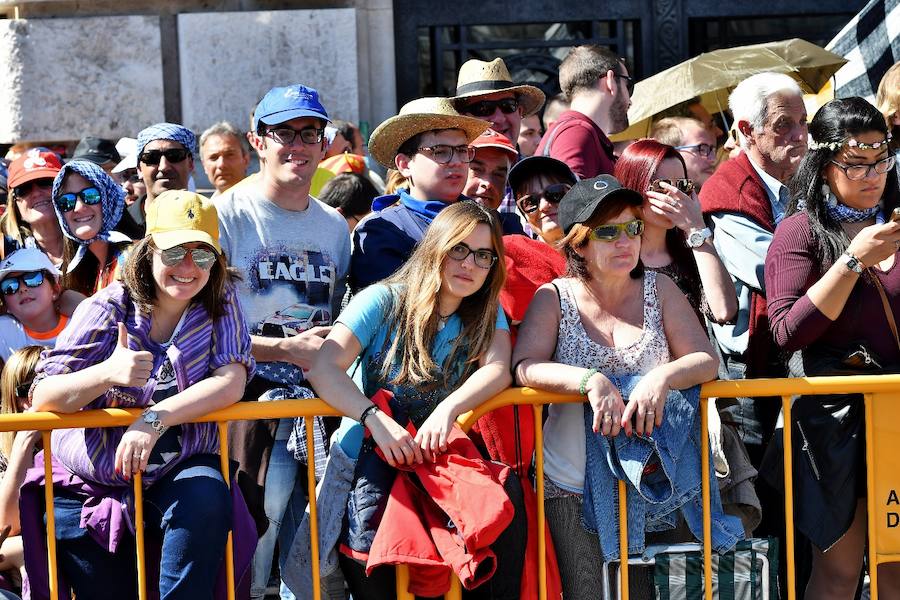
{"left": 891, "top": 207, "right": 900, "bottom": 223}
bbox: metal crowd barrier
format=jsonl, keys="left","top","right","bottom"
{"left": 3, "top": 375, "right": 900, "bottom": 600}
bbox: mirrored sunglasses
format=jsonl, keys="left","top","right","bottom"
{"left": 461, "top": 98, "right": 520, "bottom": 118}
{"left": 139, "top": 148, "right": 191, "bottom": 166}
{"left": 158, "top": 245, "right": 218, "bottom": 270}
{"left": 0, "top": 271, "right": 46, "bottom": 295}
{"left": 648, "top": 178, "right": 695, "bottom": 195}
{"left": 516, "top": 183, "right": 571, "bottom": 214}
{"left": 54, "top": 187, "right": 102, "bottom": 213}
{"left": 589, "top": 219, "right": 644, "bottom": 242}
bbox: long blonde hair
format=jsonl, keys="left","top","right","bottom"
{"left": 380, "top": 201, "right": 506, "bottom": 389}
{"left": 0, "top": 345, "right": 43, "bottom": 459}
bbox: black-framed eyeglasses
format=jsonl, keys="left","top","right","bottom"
{"left": 589, "top": 219, "right": 644, "bottom": 242}
{"left": 13, "top": 178, "right": 53, "bottom": 198}
{"left": 461, "top": 97, "right": 520, "bottom": 118}
{"left": 830, "top": 156, "right": 896, "bottom": 181}
{"left": 648, "top": 178, "right": 695, "bottom": 195}
{"left": 614, "top": 72, "right": 635, "bottom": 95}
{"left": 516, "top": 183, "right": 571, "bottom": 214}
{"left": 54, "top": 186, "right": 102, "bottom": 213}
{"left": 417, "top": 145, "right": 476, "bottom": 165}
{"left": 674, "top": 143, "right": 716, "bottom": 159}
{"left": 447, "top": 242, "right": 497, "bottom": 269}
{"left": 139, "top": 148, "right": 191, "bottom": 166}
{"left": 15, "top": 380, "right": 33, "bottom": 399}
{"left": 264, "top": 126, "right": 325, "bottom": 146}
{"left": 0, "top": 271, "right": 46, "bottom": 296}
{"left": 158, "top": 245, "right": 218, "bottom": 271}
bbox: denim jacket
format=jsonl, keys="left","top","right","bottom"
{"left": 581, "top": 376, "right": 744, "bottom": 561}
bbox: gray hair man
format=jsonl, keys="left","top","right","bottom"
{"left": 199, "top": 121, "right": 251, "bottom": 196}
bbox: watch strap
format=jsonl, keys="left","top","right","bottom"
{"left": 141, "top": 408, "right": 168, "bottom": 436}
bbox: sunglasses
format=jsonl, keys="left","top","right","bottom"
{"left": 139, "top": 148, "right": 191, "bottom": 166}
{"left": 158, "top": 245, "right": 218, "bottom": 270}
{"left": 0, "top": 271, "right": 46, "bottom": 296}
{"left": 516, "top": 183, "right": 571, "bottom": 214}
{"left": 54, "top": 186, "right": 102, "bottom": 213}
{"left": 15, "top": 379, "right": 33, "bottom": 399}
{"left": 417, "top": 144, "right": 476, "bottom": 165}
{"left": 648, "top": 178, "right": 695, "bottom": 195}
{"left": 674, "top": 143, "right": 716, "bottom": 159}
{"left": 13, "top": 178, "right": 53, "bottom": 198}
{"left": 461, "top": 98, "right": 520, "bottom": 118}
{"left": 614, "top": 72, "right": 635, "bottom": 95}
{"left": 589, "top": 219, "right": 644, "bottom": 242}
{"left": 447, "top": 242, "right": 497, "bottom": 269}
{"left": 265, "top": 127, "right": 325, "bottom": 146}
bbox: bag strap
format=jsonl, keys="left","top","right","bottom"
{"left": 868, "top": 270, "right": 900, "bottom": 352}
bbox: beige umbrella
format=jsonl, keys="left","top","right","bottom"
{"left": 610, "top": 38, "right": 847, "bottom": 141}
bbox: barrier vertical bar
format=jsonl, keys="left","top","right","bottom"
{"left": 41, "top": 431, "right": 59, "bottom": 600}
{"left": 305, "top": 417, "right": 323, "bottom": 600}
{"left": 396, "top": 564, "right": 414, "bottom": 599}
{"left": 533, "top": 404, "right": 547, "bottom": 600}
{"left": 133, "top": 471, "right": 148, "bottom": 600}
{"left": 781, "top": 395, "right": 796, "bottom": 600}
{"left": 618, "top": 479, "right": 629, "bottom": 600}
{"left": 864, "top": 393, "right": 879, "bottom": 600}
{"left": 445, "top": 575, "right": 462, "bottom": 599}
{"left": 217, "top": 422, "right": 236, "bottom": 600}
{"left": 700, "top": 398, "right": 713, "bottom": 600}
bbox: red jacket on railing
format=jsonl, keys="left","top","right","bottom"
{"left": 364, "top": 394, "right": 514, "bottom": 597}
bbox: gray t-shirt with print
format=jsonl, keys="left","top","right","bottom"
{"left": 215, "top": 185, "right": 350, "bottom": 384}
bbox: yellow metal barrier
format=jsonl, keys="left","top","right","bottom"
{"left": 4, "top": 375, "right": 900, "bottom": 600}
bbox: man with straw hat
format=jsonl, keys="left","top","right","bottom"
{"left": 350, "top": 97, "right": 487, "bottom": 292}
{"left": 451, "top": 57, "right": 545, "bottom": 145}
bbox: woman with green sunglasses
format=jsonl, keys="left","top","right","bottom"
{"left": 512, "top": 174, "right": 720, "bottom": 599}
{"left": 51, "top": 159, "right": 133, "bottom": 296}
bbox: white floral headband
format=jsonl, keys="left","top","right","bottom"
{"left": 808, "top": 132, "right": 893, "bottom": 152}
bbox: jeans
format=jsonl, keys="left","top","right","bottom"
{"left": 251, "top": 435, "right": 307, "bottom": 600}
{"left": 54, "top": 454, "right": 232, "bottom": 600}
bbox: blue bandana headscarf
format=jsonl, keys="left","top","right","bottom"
{"left": 51, "top": 159, "right": 131, "bottom": 272}
{"left": 136, "top": 123, "right": 198, "bottom": 158}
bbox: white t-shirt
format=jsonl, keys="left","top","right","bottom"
{"left": 0, "top": 314, "right": 70, "bottom": 362}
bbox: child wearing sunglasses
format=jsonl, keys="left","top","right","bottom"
{"left": 0, "top": 249, "right": 69, "bottom": 362}
{"left": 25, "top": 190, "right": 256, "bottom": 599}
{"left": 50, "top": 159, "right": 133, "bottom": 296}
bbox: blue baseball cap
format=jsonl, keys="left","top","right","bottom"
{"left": 254, "top": 84, "right": 330, "bottom": 131}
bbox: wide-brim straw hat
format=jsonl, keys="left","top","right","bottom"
{"left": 451, "top": 58, "right": 546, "bottom": 117}
{"left": 368, "top": 97, "right": 489, "bottom": 169}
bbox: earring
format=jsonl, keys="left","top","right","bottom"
{"left": 821, "top": 182, "right": 837, "bottom": 206}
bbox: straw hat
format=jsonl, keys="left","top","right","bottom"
{"left": 368, "top": 97, "right": 488, "bottom": 169}
{"left": 451, "top": 58, "right": 545, "bottom": 117}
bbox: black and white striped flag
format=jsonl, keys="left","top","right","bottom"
{"left": 827, "top": 0, "right": 900, "bottom": 100}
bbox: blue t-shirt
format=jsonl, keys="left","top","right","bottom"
{"left": 337, "top": 283, "right": 508, "bottom": 426}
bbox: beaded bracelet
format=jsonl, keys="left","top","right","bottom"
{"left": 579, "top": 368, "right": 599, "bottom": 396}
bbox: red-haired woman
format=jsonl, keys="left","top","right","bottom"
{"left": 615, "top": 139, "right": 736, "bottom": 326}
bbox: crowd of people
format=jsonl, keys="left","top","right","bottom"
{"left": 0, "top": 43, "right": 897, "bottom": 600}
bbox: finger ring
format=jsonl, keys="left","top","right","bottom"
{"left": 603, "top": 413, "right": 612, "bottom": 421}
{"left": 646, "top": 410, "right": 655, "bottom": 415}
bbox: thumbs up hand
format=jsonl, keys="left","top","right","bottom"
{"left": 104, "top": 323, "right": 155, "bottom": 388}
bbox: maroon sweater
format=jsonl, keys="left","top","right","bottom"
{"left": 765, "top": 212, "right": 900, "bottom": 364}
{"left": 535, "top": 110, "right": 616, "bottom": 179}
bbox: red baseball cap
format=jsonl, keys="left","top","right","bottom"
{"left": 7, "top": 150, "right": 63, "bottom": 189}
{"left": 471, "top": 129, "right": 518, "bottom": 161}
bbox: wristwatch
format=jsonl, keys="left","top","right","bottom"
{"left": 686, "top": 227, "right": 713, "bottom": 249}
{"left": 840, "top": 251, "right": 865, "bottom": 274}
{"left": 141, "top": 408, "right": 168, "bottom": 436}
